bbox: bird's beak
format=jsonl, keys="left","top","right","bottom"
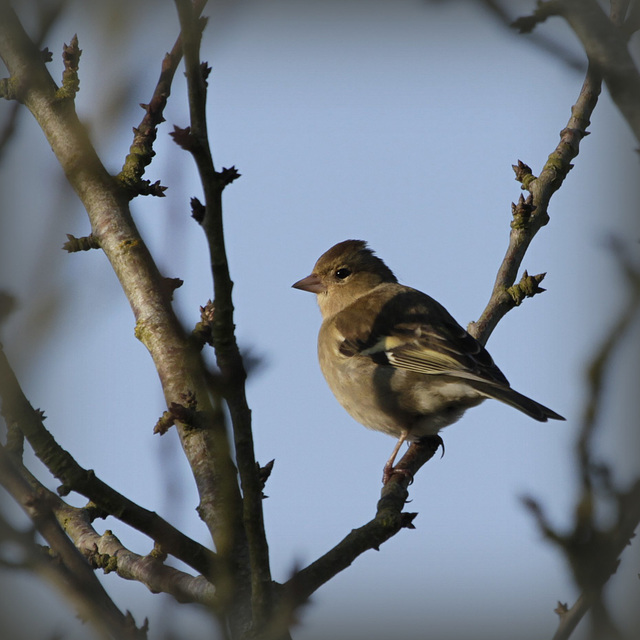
{"left": 292, "top": 273, "right": 326, "bottom": 294}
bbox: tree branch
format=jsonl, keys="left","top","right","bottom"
{"left": 469, "top": 64, "right": 601, "bottom": 345}
{"left": 0, "top": 2, "right": 243, "bottom": 566}
{"left": 173, "top": 0, "right": 274, "bottom": 632}
{"left": 0, "top": 342, "right": 218, "bottom": 579}
{"left": 0, "top": 0, "right": 66, "bottom": 163}
{"left": 514, "top": 0, "right": 640, "bottom": 144}
{"left": 279, "top": 437, "right": 441, "bottom": 624}
{"left": 51, "top": 497, "right": 219, "bottom": 609}
{"left": 3, "top": 447, "right": 220, "bottom": 608}
{"left": 281, "top": 3, "right": 607, "bottom": 623}
{"left": 523, "top": 246, "right": 640, "bottom": 640}
{"left": 117, "top": 0, "right": 208, "bottom": 198}
{"left": 0, "top": 445, "right": 146, "bottom": 639}
{"left": 557, "top": 0, "right": 640, "bottom": 144}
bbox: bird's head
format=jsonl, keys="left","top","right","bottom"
{"left": 292, "top": 239, "right": 397, "bottom": 318}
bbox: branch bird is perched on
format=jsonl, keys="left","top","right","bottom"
{"left": 293, "top": 240, "right": 564, "bottom": 483}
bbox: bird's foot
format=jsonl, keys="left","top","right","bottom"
{"left": 382, "top": 463, "right": 414, "bottom": 485}
{"left": 382, "top": 435, "right": 445, "bottom": 483}
{"left": 418, "top": 434, "right": 445, "bottom": 458}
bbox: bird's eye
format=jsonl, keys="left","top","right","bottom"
{"left": 335, "top": 267, "right": 351, "bottom": 280}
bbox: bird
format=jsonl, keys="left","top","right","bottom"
{"left": 292, "top": 239, "right": 564, "bottom": 483}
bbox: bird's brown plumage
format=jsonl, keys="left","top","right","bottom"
{"left": 293, "top": 239, "right": 564, "bottom": 481}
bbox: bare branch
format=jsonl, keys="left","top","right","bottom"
{"left": 0, "top": 343, "right": 219, "bottom": 579}
{"left": 0, "top": 0, "right": 67, "bottom": 162}
{"left": 52, "top": 499, "right": 219, "bottom": 609}
{"left": 0, "top": 445, "right": 146, "bottom": 639}
{"left": 469, "top": 65, "right": 601, "bottom": 345}
{"left": 4, "top": 445, "right": 219, "bottom": 608}
{"left": 476, "top": 0, "right": 587, "bottom": 71}
{"left": 524, "top": 247, "right": 640, "bottom": 640}
{"left": 117, "top": 0, "right": 208, "bottom": 198}
{"left": 280, "top": 437, "right": 441, "bottom": 624}
{"left": 515, "top": 0, "right": 640, "bottom": 143}
{"left": 558, "top": 0, "right": 640, "bottom": 144}
{"left": 0, "top": 2, "right": 243, "bottom": 562}
{"left": 173, "top": 0, "right": 274, "bottom": 631}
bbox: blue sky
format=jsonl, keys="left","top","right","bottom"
{"left": 1, "top": 1, "right": 639, "bottom": 639}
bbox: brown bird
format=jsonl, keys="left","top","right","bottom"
{"left": 293, "top": 239, "right": 564, "bottom": 483}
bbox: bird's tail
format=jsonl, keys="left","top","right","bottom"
{"left": 473, "top": 381, "right": 565, "bottom": 422}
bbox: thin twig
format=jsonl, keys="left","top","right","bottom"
{"left": 469, "top": 64, "right": 601, "bottom": 345}
{"left": 117, "top": 0, "right": 208, "bottom": 197}
{"left": 173, "top": 0, "right": 274, "bottom": 633}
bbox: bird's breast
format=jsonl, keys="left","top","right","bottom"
{"left": 317, "top": 322, "right": 406, "bottom": 438}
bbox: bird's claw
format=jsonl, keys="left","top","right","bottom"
{"left": 418, "top": 434, "right": 445, "bottom": 458}
{"left": 382, "top": 464, "right": 414, "bottom": 485}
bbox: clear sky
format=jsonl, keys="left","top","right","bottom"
{"left": 1, "top": 1, "right": 639, "bottom": 639}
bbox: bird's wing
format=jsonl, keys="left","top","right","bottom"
{"left": 335, "top": 285, "right": 509, "bottom": 386}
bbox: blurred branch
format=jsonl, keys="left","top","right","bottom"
{"left": 0, "top": 291, "right": 16, "bottom": 326}
{"left": 558, "top": 0, "right": 640, "bottom": 145}
{"left": 537, "top": 475, "right": 640, "bottom": 640}
{"left": 523, "top": 245, "right": 640, "bottom": 640}
{"left": 0, "top": 1, "right": 243, "bottom": 568}
{"left": 0, "top": 342, "right": 219, "bottom": 579}
{"left": 0, "top": 0, "right": 67, "bottom": 163}
{"left": 478, "top": 0, "right": 586, "bottom": 71}
{"left": 173, "top": 0, "right": 274, "bottom": 634}
{"left": 578, "top": 242, "right": 640, "bottom": 479}
{"left": 514, "top": 0, "right": 640, "bottom": 145}
{"left": 0, "top": 445, "right": 146, "bottom": 640}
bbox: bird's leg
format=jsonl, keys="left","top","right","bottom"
{"left": 382, "top": 431, "right": 408, "bottom": 484}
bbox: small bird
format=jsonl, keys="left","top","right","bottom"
{"left": 293, "top": 239, "right": 564, "bottom": 483}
